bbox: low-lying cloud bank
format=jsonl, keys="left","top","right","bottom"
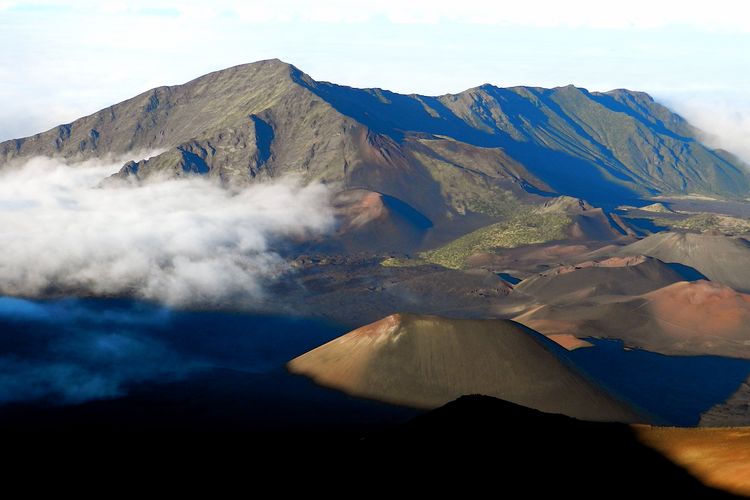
{"left": 0, "top": 156, "right": 334, "bottom": 307}
{"left": 0, "top": 296, "right": 340, "bottom": 405}
{"left": 0, "top": 296, "right": 191, "bottom": 404}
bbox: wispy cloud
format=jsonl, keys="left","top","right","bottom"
{"left": 661, "top": 93, "right": 750, "bottom": 166}
{"left": 0, "top": 296, "right": 192, "bottom": 404}
{"left": 0, "top": 156, "right": 334, "bottom": 307}
{"left": 0, "top": 295, "right": 340, "bottom": 405}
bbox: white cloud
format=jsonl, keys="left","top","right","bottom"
{"left": 0, "top": 156, "right": 334, "bottom": 307}
{"left": 660, "top": 93, "right": 750, "bottom": 166}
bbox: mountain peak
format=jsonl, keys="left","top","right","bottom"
{"left": 227, "top": 57, "right": 294, "bottom": 70}
{"left": 550, "top": 84, "right": 590, "bottom": 96}
{"left": 186, "top": 57, "right": 302, "bottom": 85}
{"left": 603, "top": 87, "right": 655, "bottom": 101}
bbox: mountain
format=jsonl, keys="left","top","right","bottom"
{"left": 616, "top": 232, "right": 750, "bottom": 293}
{"left": 516, "top": 280, "right": 750, "bottom": 359}
{"left": 512, "top": 255, "right": 686, "bottom": 305}
{"left": 330, "top": 188, "right": 434, "bottom": 251}
{"left": 288, "top": 313, "right": 643, "bottom": 422}
{"left": 1, "top": 59, "right": 748, "bottom": 228}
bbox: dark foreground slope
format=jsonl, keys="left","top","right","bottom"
{"left": 374, "top": 395, "right": 736, "bottom": 497}
{"left": 3, "top": 396, "right": 737, "bottom": 498}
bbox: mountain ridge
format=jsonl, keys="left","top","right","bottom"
{"left": 1, "top": 58, "right": 748, "bottom": 219}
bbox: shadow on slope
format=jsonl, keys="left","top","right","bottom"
{"left": 666, "top": 262, "right": 709, "bottom": 281}
{"left": 299, "top": 76, "right": 642, "bottom": 204}
{"left": 2, "top": 395, "right": 739, "bottom": 498}
{"left": 367, "top": 395, "right": 736, "bottom": 498}
{"left": 569, "top": 339, "right": 750, "bottom": 426}
{"left": 0, "top": 367, "right": 420, "bottom": 432}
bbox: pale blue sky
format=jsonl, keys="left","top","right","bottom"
{"left": 1, "top": 0, "right": 748, "bottom": 159}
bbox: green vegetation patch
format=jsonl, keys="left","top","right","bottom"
{"left": 419, "top": 211, "right": 571, "bottom": 270}
{"left": 380, "top": 193, "right": 574, "bottom": 270}
{"left": 651, "top": 213, "right": 750, "bottom": 234}
{"left": 380, "top": 257, "right": 427, "bottom": 268}
{"left": 464, "top": 191, "right": 524, "bottom": 218}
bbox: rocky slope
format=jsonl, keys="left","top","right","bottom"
{"left": 617, "top": 232, "right": 750, "bottom": 293}
{"left": 515, "top": 280, "right": 750, "bottom": 359}
{"left": 2, "top": 58, "right": 748, "bottom": 221}
{"left": 512, "top": 255, "right": 685, "bottom": 305}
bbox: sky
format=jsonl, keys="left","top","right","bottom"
{"left": 0, "top": 0, "right": 749, "bottom": 156}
